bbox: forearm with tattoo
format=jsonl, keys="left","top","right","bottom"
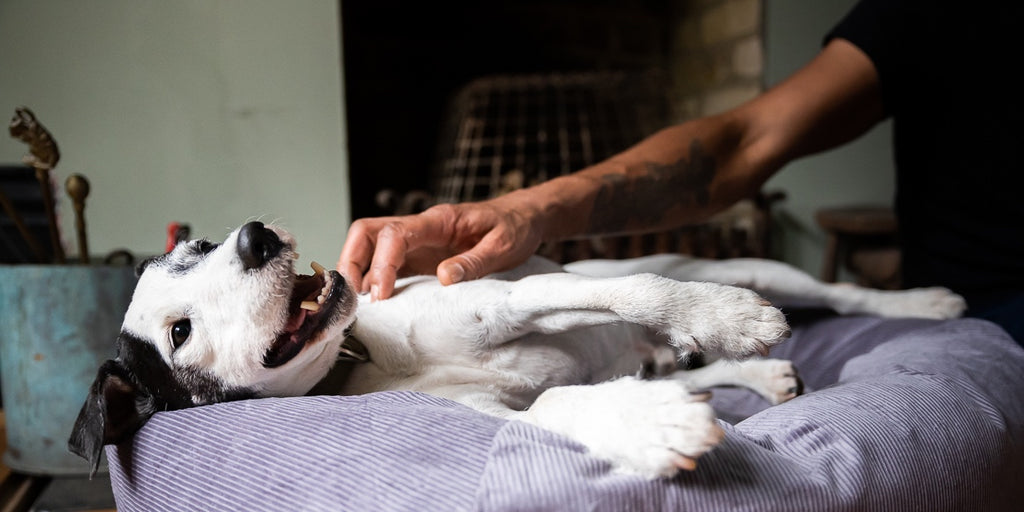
{"left": 587, "top": 139, "right": 717, "bottom": 235}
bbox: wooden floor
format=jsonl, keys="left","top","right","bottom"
{"left": 0, "top": 412, "right": 115, "bottom": 512}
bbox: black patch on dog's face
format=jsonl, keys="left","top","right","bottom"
{"left": 118, "top": 331, "right": 256, "bottom": 407}
{"left": 166, "top": 239, "right": 221, "bottom": 275}
{"left": 68, "top": 331, "right": 256, "bottom": 476}
{"left": 134, "top": 256, "right": 156, "bottom": 277}
{"left": 139, "top": 239, "right": 222, "bottom": 276}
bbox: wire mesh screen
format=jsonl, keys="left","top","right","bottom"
{"left": 432, "top": 71, "right": 668, "bottom": 203}
{"left": 418, "top": 71, "right": 778, "bottom": 262}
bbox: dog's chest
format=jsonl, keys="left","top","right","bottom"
{"left": 340, "top": 278, "right": 648, "bottom": 403}
{"left": 340, "top": 326, "right": 644, "bottom": 405}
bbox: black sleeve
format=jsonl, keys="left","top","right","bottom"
{"left": 823, "top": 0, "right": 917, "bottom": 116}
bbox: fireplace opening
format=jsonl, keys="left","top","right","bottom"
{"left": 341, "top": 1, "right": 675, "bottom": 220}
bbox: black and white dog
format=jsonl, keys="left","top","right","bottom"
{"left": 69, "top": 221, "right": 966, "bottom": 478}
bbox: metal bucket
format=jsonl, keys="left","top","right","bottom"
{"left": 0, "top": 264, "right": 136, "bottom": 475}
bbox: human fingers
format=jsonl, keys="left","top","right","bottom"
{"left": 361, "top": 210, "right": 462, "bottom": 300}
{"left": 361, "top": 221, "right": 411, "bottom": 300}
{"left": 338, "top": 216, "right": 420, "bottom": 298}
{"left": 337, "top": 218, "right": 381, "bottom": 294}
{"left": 436, "top": 227, "right": 533, "bottom": 286}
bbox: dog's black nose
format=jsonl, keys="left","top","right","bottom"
{"left": 236, "top": 221, "right": 283, "bottom": 270}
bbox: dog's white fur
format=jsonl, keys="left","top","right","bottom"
{"left": 120, "top": 224, "right": 966, "bottom": 478}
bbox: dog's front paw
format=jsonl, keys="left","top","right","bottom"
{"left": 525, "top": 377, "right": 724, "bottom": 479}
{"left": 665, "top": 283, "right": 791, "bottom": 359}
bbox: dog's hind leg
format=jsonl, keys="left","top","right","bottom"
{"left": 672, "top": 359, "right": 802, "bottom": 405}
{"left": 509, "top": 376, "right": 724, "bottom": 478}
{"left": 431, "top": 381, "right": 723, "bottom": 478}
{"left": 567, "top": 254, "right": 966, "bottom": 319}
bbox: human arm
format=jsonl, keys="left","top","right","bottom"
{"left": 339, "top": 38, "right": 885, "bottom": 300}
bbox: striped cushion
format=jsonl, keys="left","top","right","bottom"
{"left": 107, "top": 317, "right": 1024, "bottom": 511}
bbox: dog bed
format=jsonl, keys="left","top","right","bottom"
{"left": 105, "top": 314, "right": 1024, "bottom": 511}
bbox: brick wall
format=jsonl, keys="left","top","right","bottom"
{"left": 483, "top": 0, "right": 766, "bottom": 123}
{"left": 668, "top": 0, "right": 763, "bottom": 121}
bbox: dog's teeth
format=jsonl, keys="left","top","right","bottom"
{"left": 300, "top": 301, "right": 321, "bottom": 312}
{"left": 311, "top": 261, "right": 326, "bottom": 275}
{"left": 317, "top": 294, "right": 326, "bottom": 304}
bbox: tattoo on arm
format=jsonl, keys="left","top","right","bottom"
{"left": 588, "top": 139, "right": 716, "bottom": 233}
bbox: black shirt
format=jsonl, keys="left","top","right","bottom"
{"left": 827, "top": 0, "right": 1024, "bottom": 298}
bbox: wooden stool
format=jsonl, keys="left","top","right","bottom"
{"left": 816, "top": 206, "right": 899, "bottom": 287}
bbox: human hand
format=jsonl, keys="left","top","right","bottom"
{"left": 338, "top": 198, "right": 544, "bottom": 301}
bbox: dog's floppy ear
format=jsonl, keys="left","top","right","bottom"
{"left": 134, "top": 256, "right": 156, "bottom": 277}
{"left": 68, "top": 359, "right": 156, "bottom": 477}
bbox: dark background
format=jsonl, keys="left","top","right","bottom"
{"left": 340, "top": 0, "right": 672, "bottom": 219}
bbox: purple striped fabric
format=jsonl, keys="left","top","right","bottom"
{"left": 107, "top": 317, "right": 1024, "bottom": 511}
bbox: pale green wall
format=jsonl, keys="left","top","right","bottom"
{"left": 0, "top": 0, "right": 895, "bottom": 276}
{"left": 0, "top": 0, "right": 349, "bottom": 265}
{"left": 763, "top": 0, "right": 894, "bottom": 279}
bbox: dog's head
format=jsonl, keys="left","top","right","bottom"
{"left": 68, "top": 221, "right": 357, "bottom": 474}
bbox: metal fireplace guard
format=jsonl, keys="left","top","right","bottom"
{"left": 377, "top": 71, "right": 782, "bottom": 262}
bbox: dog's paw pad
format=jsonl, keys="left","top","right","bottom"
{"left": 590, "top": 379, "right": 725, "bottom": 478}
{"left": 666, "top": 286, "right": 791, "bottom": 359}
{"left": 755, "top": 360, "right": 802, "bottom": 404}
{"left": 727, "top": 359, "right": 803, "bottom": 405}
{"left": 640, "top": 400, "right": 724, "bottom": 477}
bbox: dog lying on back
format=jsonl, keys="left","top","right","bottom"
{"left": 69, "top": 222, "right": 966, "bottom": 478}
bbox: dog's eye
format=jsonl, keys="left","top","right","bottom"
{"left": 171, "top": 319, "right": 192, "bottom": 349}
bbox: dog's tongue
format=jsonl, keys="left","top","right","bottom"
{"left": 284, "top": 266, "right": 328, "bottom": 333}
{"left": 284, "top": 309, "right": 308, "bottom": 332}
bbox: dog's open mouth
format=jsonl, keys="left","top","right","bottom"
{"left": 263, "top": 261, "right": 347, "bottom": 368}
